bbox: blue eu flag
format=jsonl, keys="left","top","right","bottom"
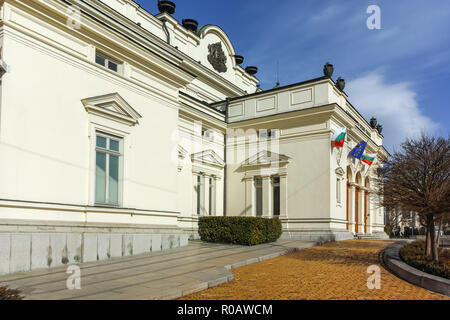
{"left": 350, "top": 141, "right": 367, "bottom": 159}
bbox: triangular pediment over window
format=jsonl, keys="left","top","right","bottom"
{"left": 178, "top": 145, "right": 188, "bottom": 160}
{"left": 242, "top": 150, "right": 290, "bottom": 167}
{"left": 191, "top": 149, "right": 225, "bottom": 168}
{"left": 81, "top": 93, "right": 142, "bottom": 126}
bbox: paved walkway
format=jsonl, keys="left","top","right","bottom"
{"left": 0, "top": 240, "right": 315, "bottom": 300}
{"left": 181, "top": 240, "right": 449, "bottom": 300}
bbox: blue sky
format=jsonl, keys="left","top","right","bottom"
{"left": 138, "top": 0, "right": 450, "bottom": 151}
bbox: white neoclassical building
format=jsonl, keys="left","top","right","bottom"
{"left": 0, "top": 0, "right": 388, "bottom": 275}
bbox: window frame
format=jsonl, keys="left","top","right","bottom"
{"left": 254, "top": 177, "right": 263, "bottom": 216}
{"left": 195, "top": 174, "right": 204, "bottom": 215}
{"left": 208, "top": 177, "right": 216, "bottom": 216}
{"left": 95, "top": 51, "right": 123, "bottom": 74}
{"left": 272, "top": 176, "right": 281, "bottom": 216}
{"left": 94, "top": 132, "right": 123, "bottom": 207}
{"left": 258, "top": 129, "right": 279, "bottom": 140}
{"left": 201, "top": 128, "right": 214, "bottom": 142}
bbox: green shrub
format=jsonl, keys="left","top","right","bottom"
{"left": 198, "top": 216, "right": 282, "bottom": 246}
{"left": 399, "top": 241, "right": 450, "bottom": 279}
{"left": 0, "top": 286, "right": 23, "bottom": 300}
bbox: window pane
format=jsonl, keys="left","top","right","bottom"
{"left": 109, "top": 155, "right": 119, "bottom": 205}
{"left": 273, "top": 185, "right": 280, "bottom": 216}
{"left": 95, "top": 152, "right": 106, "bottom": 203}
{"left": 209, "top": 178, "right": 215, "bottom": 216}
{"left": 256, "top": 186, "right": 263, "bottom": 216}
{"left": 196, "top": 175, "right": 201, "bottom": 215}
{"left": 255, "top": 178, "right": 262, "bottom": 216}
{"left": 96, "top": 136, "right": 107, "bottom": 148}
{"left": 95, "top": 54, "right": 106, "bottom": 66}
{"left": 109, "top": 139, "right": 119, "bottom": 152}
{"left": 108, "top": 60, "right": 118, "bottom": 72}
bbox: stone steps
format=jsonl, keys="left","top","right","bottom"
{"left": 355, "top": 233, "right": 389, "bottom": 240}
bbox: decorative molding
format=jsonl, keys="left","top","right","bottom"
{"left": 207, "top": 42, "right": 227, "bottom": 73}
{"left": 177, "top": 145, "right": 188, "bottom": 172}
{"left": 0, "top": 59, "right": 9, "bottom": 78}
{"left": 191, "top": 149, "right": 225, "bottom": 168}
{"left": 241, "top": 150, "right": 290, "bottom": 168}
{"left": 82, "top": 92, "right": 142, "bottom": 126}
{"left": 335, "top": 167, "right": 345, "bottom": 176}
{"left": 335, "top": 147, "right": 343, "bottom": 166}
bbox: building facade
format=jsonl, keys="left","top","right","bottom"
{"left": 0, "top": 0, "right": 388, "bottom": 275}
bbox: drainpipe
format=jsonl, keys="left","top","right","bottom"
{"left": 161, "top": 18, "right": 171, "bottom": 45}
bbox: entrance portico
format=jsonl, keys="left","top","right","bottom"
{"left": 345, "top": 164, "right": 376, "bottom": 235}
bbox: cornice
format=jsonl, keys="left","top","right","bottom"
{"left": 8, "top": 0, "right": 196, "bottom": 89}
{"left": 224, "top": 77, "right": 330, "bottom": 104}
{"left": 331, "top": 106, "right": 383, "bottom": 152}
{"left": 227, "top": 103, "right": 336, "bottom": 128}
{"left": 64, "top": 0, "right": 248, "bottom": 98}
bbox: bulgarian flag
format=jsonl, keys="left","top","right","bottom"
{"left": 361, "top": 153, "right": 376, "bottom": 166}
{"left": 331, "top": 127, "right": 347, "bottom": 148}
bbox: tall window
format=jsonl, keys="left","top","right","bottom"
{"left": 209, "top": 177, "right": 216, "bottom": 216}
{"left": 95, "top": 51, "right": 122, "bottom": 73}
{"left": 195, "top": 175, "right": 204, "bottom": 215}
{"left": 255, "top": 177, "right": 263, "bottom": 216}
{"left": 272, "top": 177, "right": 280, "bottom": 216}
{"left": 95, "top": 134, "right": 121, "bottom": 205}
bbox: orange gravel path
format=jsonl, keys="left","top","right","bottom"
{"left": 181, "top": 240, "right": 449, "bottom": 300}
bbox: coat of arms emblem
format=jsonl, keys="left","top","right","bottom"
{"left": 207, "top": 42, "right": 227, "bottom": 73}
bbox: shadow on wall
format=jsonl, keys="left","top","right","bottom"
{"left": 0, "top": 232, "right": 189, "bottom": 276}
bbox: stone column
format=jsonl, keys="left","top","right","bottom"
{"left": 348, "top": 184, "right": 356, "bottom": 234}
{"left": 367, "top": 190, "right": 373, "bottom": 234}
{"left": 262, "top": 176, "right": 272, "bottom": 218}
{"left": 204, "top": 175, "right": 210, "bottom": 216}
{"left": 244, "top": 176, "right": 254, "bottom": 216}
{"left": 192, "top": 174, "right": 198, "bottom": 216}
{"left": 279, "top": 175, "right": 288, "bottom": 219}
{"left": 213, "top": 175, "right": 221, "bottom": 216}
{"left": 360, "top": 188, "right": 366, "bottom": 234}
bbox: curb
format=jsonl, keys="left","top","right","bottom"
{"left": 382, "top": 241, "right": 450, "bottom": 297}
{"left": 166, "top": 241, "right": 318, "bottom": 300}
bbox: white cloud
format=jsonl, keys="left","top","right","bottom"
{"left": 346, "top": 71, "right": 438, "bottom": 151}
{"left": 309, "top": 5, "right": 342, "bottom": 23}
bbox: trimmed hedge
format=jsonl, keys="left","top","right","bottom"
{"left": 399, "top": 241, "right": 450, "bottom": 280}
{"left": 198, "top": 216, "right": 282, "bottom": 246}
{"left": 0, "top": 286, "right": 23, "bottom": 300}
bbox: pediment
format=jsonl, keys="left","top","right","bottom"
{"left": 81, "top": 93, "right": 142, "bottom": 126}
{"left": 178, "top": 145, "right": 188, "bottom": 159}
{"left": 191, "top": 149, "right": 225, "bottom": 168}
{"left": 242, "top": 150, "right": 290, "bottom": 167}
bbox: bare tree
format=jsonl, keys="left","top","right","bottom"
{"left": 375, "top": 133, "right": 450, "bottom": 262}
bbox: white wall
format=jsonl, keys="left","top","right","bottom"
{"left": 0, "top": 29, "right": 179, "bottom": 221}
